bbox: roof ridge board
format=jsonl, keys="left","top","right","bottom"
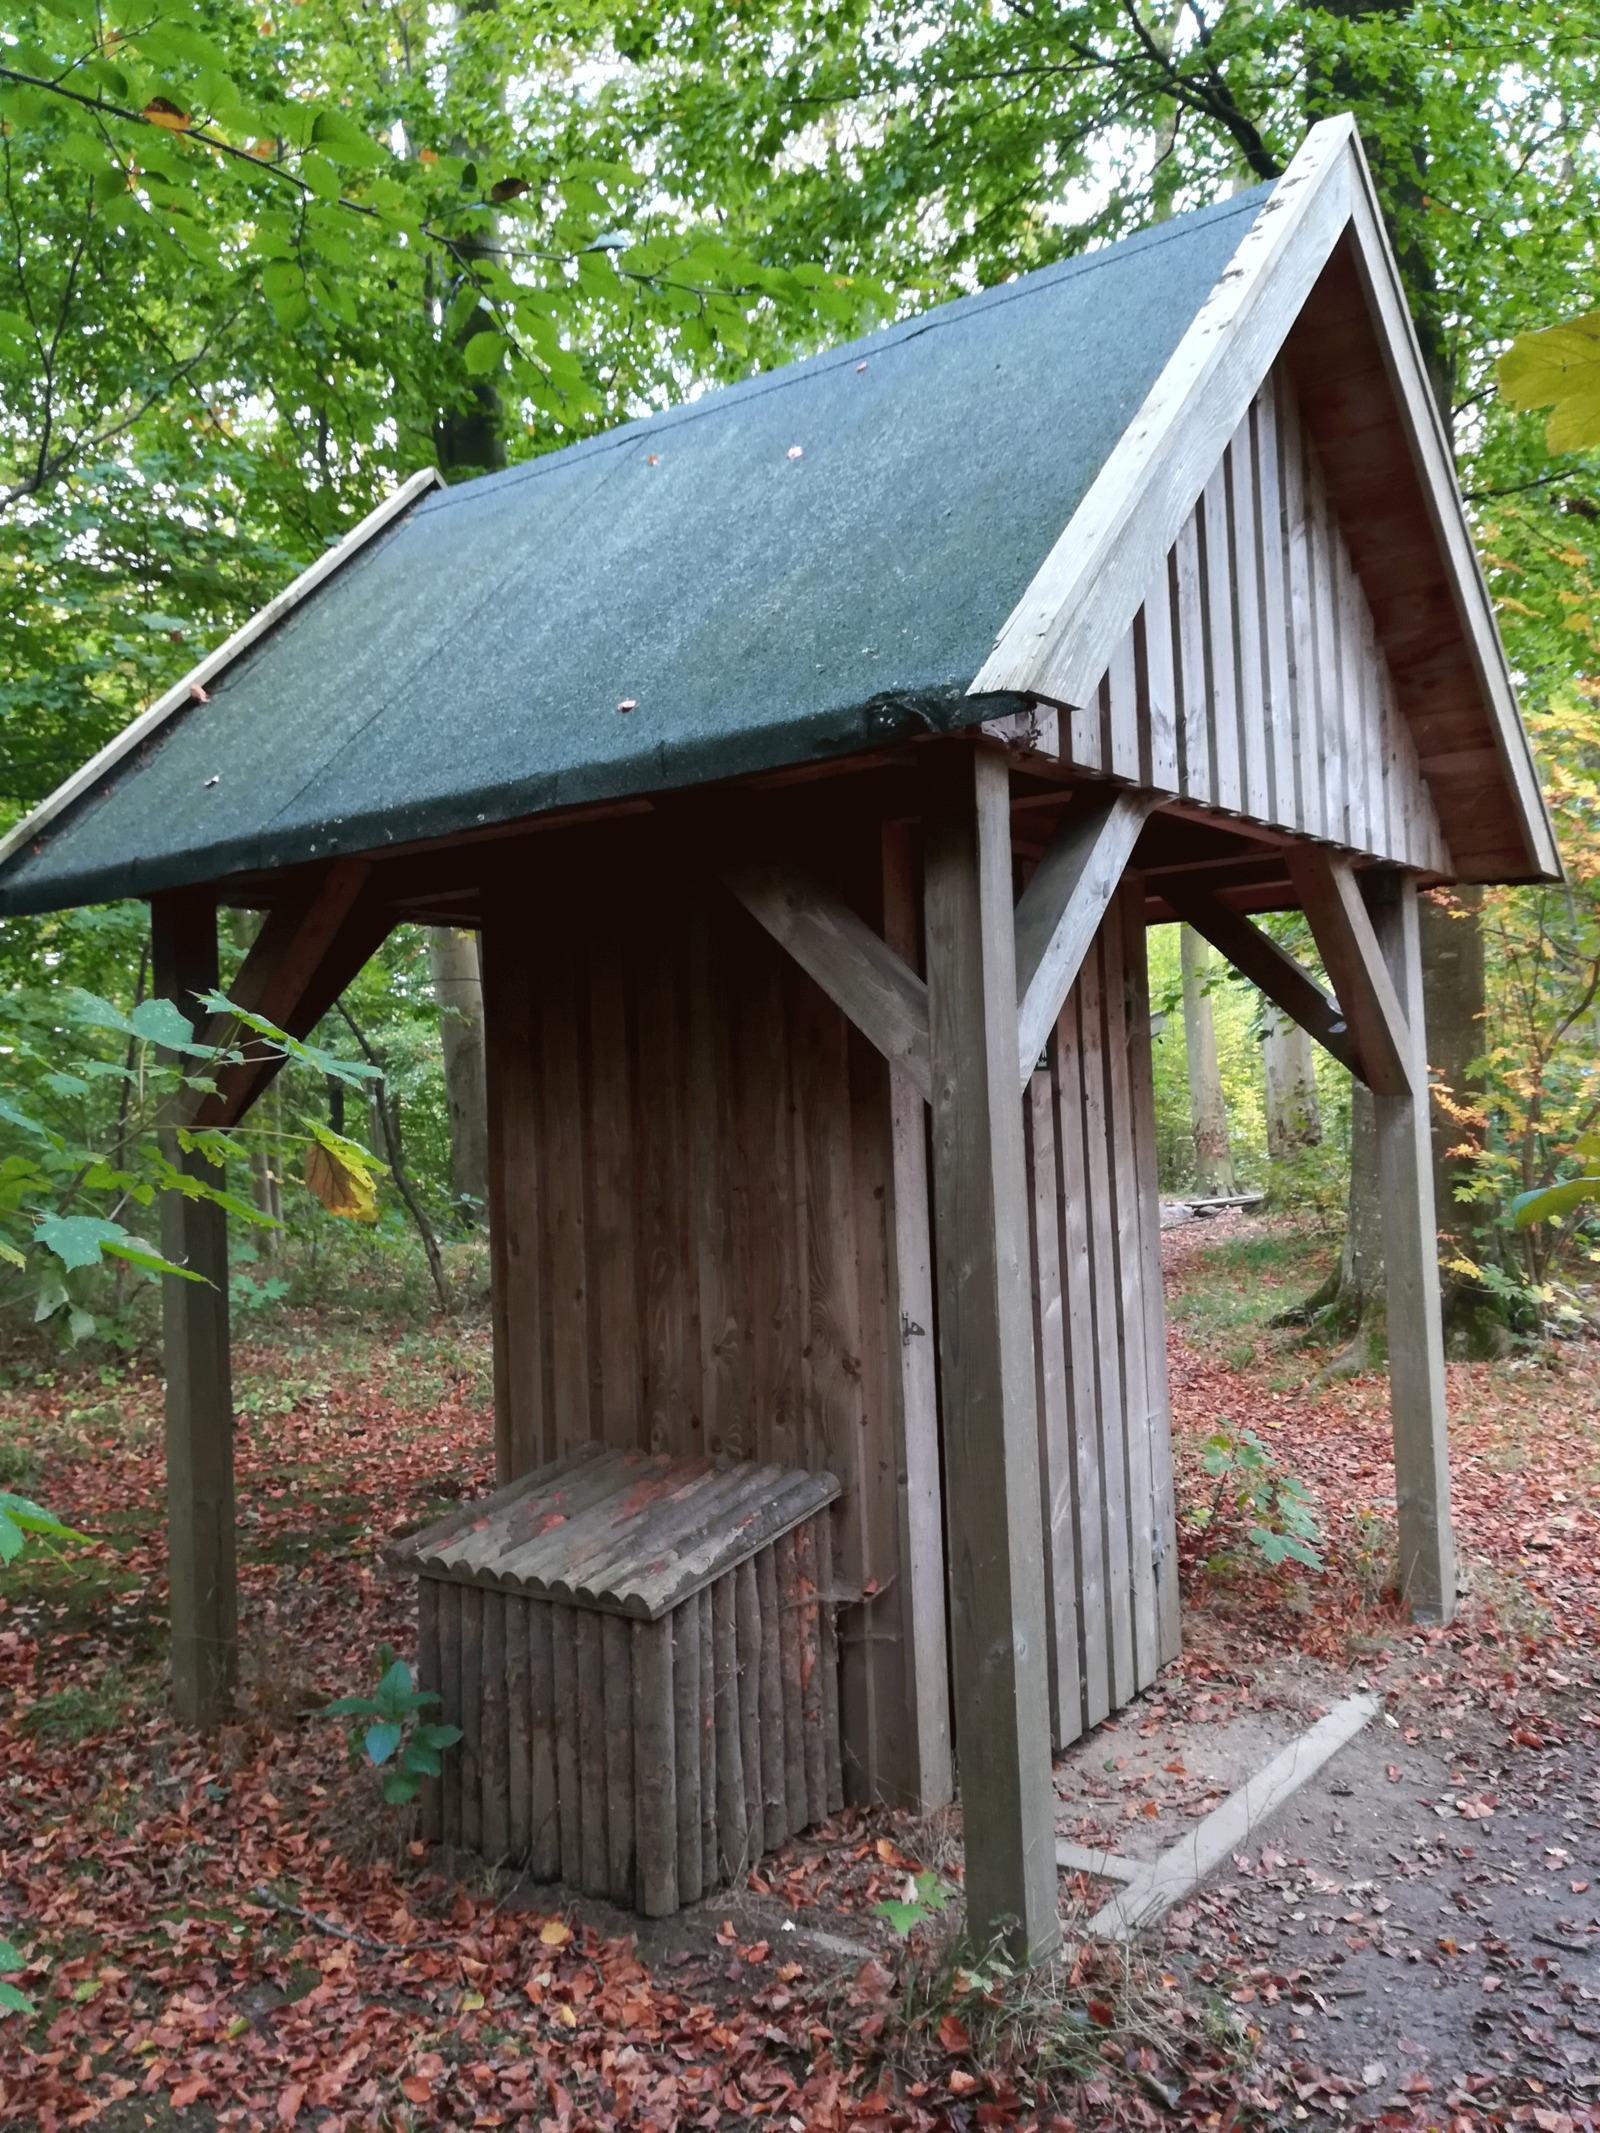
{"left": 414, "top": 187, "right": 1274, "bottom": 519}
{"left": 973, "top": 116, "right": 1360, "bottom": 714}
{"left": 0, "top": 466, "right": 445, "bottom": 881}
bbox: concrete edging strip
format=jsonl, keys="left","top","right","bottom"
{"left": 1084, "top": 1691, "right": 1380, "bottom": 1940}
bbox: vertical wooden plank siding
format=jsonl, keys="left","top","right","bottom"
{"left": 483, "top": 924, "right": 546, "bottom": 1477}
{"left": 1252, "top": 384, "right": 1297, "bottom": 831}
{"left": 601, "top": 1612, "right": 635, "bottom": 1898}
{"left": 539, "top": 933, "right": 590, "bottom": 1460}
{"left": 1228, "top": 420, "right": 1271, "bottom": 824}
{"left": 1200, "top": 463, "right": 1241, "bottom": 813}
{"left": 1022, "top": 890, "right": 1176, "bottom": 1737}
{"left": 418, "top": 1579, "right": 443, "bottom": 1843}
{"left": 1099, "top": 895, "right": 1160, "bottom": 1690}
{"left": 459, "top": 1585, "right": 483, "bottom": 1855}
{"left": 480, "top": 1592, "right": 510, "bottom": 1861}
{"left": 633, "top": 1616, "right": 677, "bottom": 1916}
{"left": 437, "top": 1581, "right": 462, "bottom": 1847}
{"left": 586, "top": 906, "right": 641, "bottom": 1450}
{"left": 1025, "top": 1058, "right": 1080, "bottom": 1751}
{"left": 1122, "top": 886, "right": 1182, "bottom": 1666}
{"left": 1044, "top": 358, "right": 1448, "bottom": 875}
{"left": 1074, "top": 928, "right": 1136, "bottom": 1708}
{"left": 1052, "top": 986, "right": 1110, "bottom": 1732}
{"left": 1173, "top": 514, "right": 1211, "bottom": 806}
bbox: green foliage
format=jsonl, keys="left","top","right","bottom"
{"left": 322, "top": 1648, "right": 460, "bottom": 1808}
{"left": 0, "top": 1938, "right": 30, "bottom": 2018}
{"left": 0, "top": 1489, "right": 86, "bottom": 1565}
{"left": 0, "top": 967, "right": 382, "bottom": 1343}
{"left": 1194, "top": 1426, "right": 1323, "bottom": 1574}
{"left": 874, "top": 1867, "right": 951, "bottom": 1938}
{"left": 1500, "top": 314, "right": 1600, "bottom": 454}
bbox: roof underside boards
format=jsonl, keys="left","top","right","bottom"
{"left": 0, "top": 191, "right": 1268, "bottom": 917}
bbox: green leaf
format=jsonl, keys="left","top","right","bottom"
{"left": 463, "top": 329, "right": 504, "bottom": 376}
{"left": 321, "top": 1694, "right": 379, "bottom": 1719}
{"left": 381, "top": 1768, "right": 420, "bottom": 1805}
{"left": 0, "top": 1491, "right": 89, "bottom": 1564}
{"left": 1511, "top": 1176, "right": 1600, "bottom": 1228}
{"left": 0, "top": 1981, "right": 32, "bottom": 2016}
{"left": 1499, "top": 313, "right": 1600, "bottom": 453}
{"left": 311, "top": 109, "right": 388, "bottom": 168}
{"left": 33, "top": 1213, "right": 134, "bottom": 1271}
{"left": 364, "top": 1720, "right": 403, "bottom": 1766}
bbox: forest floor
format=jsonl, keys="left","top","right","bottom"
{"left": 0, "top": 1216, "right": 1597, "bottom": 2132}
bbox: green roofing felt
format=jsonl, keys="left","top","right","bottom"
{"left": 0, "top": 187, "right": 1268, "bottom": 915}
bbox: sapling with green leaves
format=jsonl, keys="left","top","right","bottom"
{"left": 322, "top": 1649, "right": 461, "bottom": 1807}
{"left": 0, "top": 979, "right": 385, "bottom": 1343}
{"left": 1194, "top": 1425, "right": 1324, "bottom": 1573}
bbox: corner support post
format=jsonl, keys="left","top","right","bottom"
{"left": 152, "top": 888, "right": 237, "bottom": 1726}
{"left": 1367, "top": 869, "right": 1456, "bottom": 1623}
{"left": 923, "top": 745, "right": 1060, "bottom": 1964}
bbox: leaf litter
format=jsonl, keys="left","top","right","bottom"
{"left": 0, "top": 1219, "right": 1597, "bottom": 2128}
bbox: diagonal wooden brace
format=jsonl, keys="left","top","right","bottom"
{"left": 1012, "top": 791, "right": 1158, "bottom": 1090}
{"left": 1284, "top": 848, "right": 1412, "bottom": 1098}
{"left": 188, "top": 857, "right": 390, "bottom": 1128}
{"left": 1162, "top": 881, "right": 1356, "bottom": 1078}
{"left": 721, "top": 856, "right": 932, "bottom": 1101}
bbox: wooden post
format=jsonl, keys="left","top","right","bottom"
{"left": 151, "top": 888, "right": 237, "bottom": 1729}
{"left": 923, "top": 744, "right": 1060, "bottom": 1966}
{"left": 1366, "top": 869, "right": 1456, "bottom": 1623}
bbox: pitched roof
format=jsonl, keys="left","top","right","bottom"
{"left": 0, "top": 116, "right": 1561, "bottom": 912}
{"left": 0, "top": 188, "right": 1267, "bottom": 915}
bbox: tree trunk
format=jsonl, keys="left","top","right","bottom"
{"left": 1181, "top": 927, "right": 1235, "bottom": 1194}
{"left": 1262, "top": 1003, "right": 1322, "bottom": 1158}
{"left": 426, "top": 926, "right": 489, "bottom": 1221}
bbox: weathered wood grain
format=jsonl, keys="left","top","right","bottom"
{"left": 1366, "top": 870, "right": 1456, "bottom": 1623}
{"left": 418, "top": 1578, "right": 443, "bottom": 1843}
{"left": 923, "top": 743, "right": 1060, "bottom": 1965}
{"left": 480, "top": 1591, "right": 509, "bottom": 1862}
{"left": 632, "top": 1617, "right": 677, "bottom": 1915}
{"left": 722, "top": 856, "right": 932, "bottom": 1101}
{"left": 602, "top": 1612, "right": 635, "bottom": 1902}
{"left": 152, "top": 888, "right": 237, "bottom": 1732}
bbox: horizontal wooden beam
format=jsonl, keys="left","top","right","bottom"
{"left": 1284, "top": 848, "right": 1412, "bottom": 1098}
{"left": 1161, "top": 881, "right": 1356, "bottom": 1079}
{"left": 721, "top": 857, "right": 931, "bottom": 1101}
{"left": 1013, "top": 792, "right": 1157, "bottom": 1090}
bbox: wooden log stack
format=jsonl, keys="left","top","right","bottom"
{"left": 387, "top": 1447, "right": 843, "bottom": 1915}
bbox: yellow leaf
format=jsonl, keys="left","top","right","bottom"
{"left": 538, "top": 1918, "right": 571, "bottom": 1947}
{"left": 303, "top": 1136, "right": 377, "bottom": 1221}
{"left": 1498, "top": 311, "right": 1600, "bottom": 453}
{"left": 459, "top": 1989, "right": 484, "bottom": 2011}
{"left": 556, "top": 2002, "right": 577, "bottom": 2028}
{"left": 143, "top": 98, "right": 190, "bottom": 131}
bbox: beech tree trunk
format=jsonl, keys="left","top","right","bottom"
{"left": 1263, "top": 1003, "right": 1321, "bottom": 1158}
{"left": 426, "top": 926, "right": 489, "bottom": 1221}
{"left": 1181, "top": 927, "right": 1235, "bottom": 1195}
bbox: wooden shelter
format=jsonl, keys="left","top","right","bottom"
{"left": 0, "top": 116, "right": 1558, "bottom": 1960}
